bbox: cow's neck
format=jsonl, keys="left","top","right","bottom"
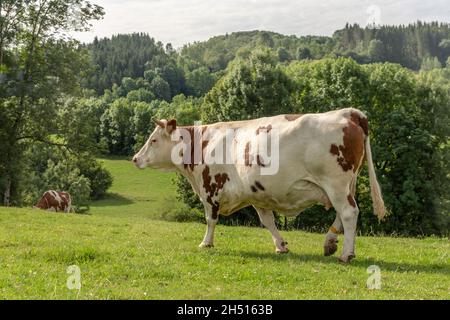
{"left": 174, "top": 164, "right": 203, "bottom": 196}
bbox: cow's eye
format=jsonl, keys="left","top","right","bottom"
{"left": 151, "top": 139, "right": 157, "bottom": 143}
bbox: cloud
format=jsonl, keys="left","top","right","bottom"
{"left": 73, "top": 0, "right": 450, "bottom": 47}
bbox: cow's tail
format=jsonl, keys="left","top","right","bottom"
{"left": 364, "top": 135, "right": 386, "bottom": 220}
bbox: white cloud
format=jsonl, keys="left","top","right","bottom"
{"left": 73, "top": 0, "right": 450, "bottom": 47}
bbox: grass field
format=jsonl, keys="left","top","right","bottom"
{"left": 0, "top": 157, "right": 448, "bottom": 299}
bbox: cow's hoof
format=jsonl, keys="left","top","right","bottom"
{"left": 276, "top": 247, "right": 289, "bottom": 254}
{"left": 338, "top": 254, "right": 355, "bottom": 263}
{"left": 324, "top": 238, "right": 338, "bottom": 256}
{"left": 198, "top": 242, "right": 214, "bottom": 248}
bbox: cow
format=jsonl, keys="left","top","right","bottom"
{"left": 33, "top": 190, "right": 73, "bottom": 213}
{"left": 132, "top": 108, "right": 386, "bottom": 263}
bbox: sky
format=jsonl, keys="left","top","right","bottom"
{"left": 73, "top": 0, "right": 450, "bottom": 48}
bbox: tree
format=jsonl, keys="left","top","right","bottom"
{"left": 277, "top": 47, "right": 290, "bottom": 62}
{"left": 438, "top": 39, "right": 450, "bottom": 49}
{"left": 185, "top": 67, "right": 216, "bottom": 97}
{"left": 296, "top": 46, "right": 312, "bottom": 60}
{"left": 154, "top": 94, "right": 202, "bottom": 126}
{"left": 420, "top": 56, "right": 442, "bottom": 71}
{"left": 131, "top": 101, "right": 155, "bottom": 153}
{"left": 85, "top": 33, "right": 165, "bottom": 94}
{"left": 258, "top": 32, "right": 274, "bottom": 48}
{"left": 100, "top": 98, "right": 135, "bottom": 155}
{"left": 150, "top": 75, "right": 171, "bottom": 101}
{"left": 368, "top": 39, "right": 385, "bottom": 62}
{"left": 202, "top": 49, "right": 294, "bottom": 122}
{"left": 126, "top": 88, "right": 155, "bottom": 103}
{"left": 0, "top": 0, "right": 24, "bottom": 67}
{"left": 144, "top": 53, "right": 186, "bottom": 97}
{"left": 0, "top": 0, "right": 104, "bottom": 205}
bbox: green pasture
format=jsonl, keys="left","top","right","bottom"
{"left": 0, "top": 158, "right": 448, "bottom": 299}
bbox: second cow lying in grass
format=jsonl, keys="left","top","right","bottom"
{"left": 33, "top": 190, "right": 74, "bottom": 213}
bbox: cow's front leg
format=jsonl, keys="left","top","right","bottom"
{"left": 199, "top": 209, "right": 218, "bottom": 248}
{"left": 324, "top": 214, "right": 342, "bottom": 256}
{"left": 254, "top": 206, "right": 288, "bottom": 254}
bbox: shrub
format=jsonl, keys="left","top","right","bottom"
{"left": 159, "top": 198, "right": 204, "bottom": 223}
{"left": 42, "top": 159, "right": 91, "bottom": 211}
{"left": 20, "top": 145, "right": 112, "bottom": 211}
{"left": 76, "top": 155, "right": 113, "bottom": 200}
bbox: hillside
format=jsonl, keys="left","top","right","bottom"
{"left": 180, "top": 30, "right": 335, "bottom": 71}
{"left": 83, "top": 23, "right": 450, "bottom": 97}
{"left": 180, "top": 22, "right": 450, "bottom": 71}
{"left": 0, "top": 158, "right": 448, "bottom": 299}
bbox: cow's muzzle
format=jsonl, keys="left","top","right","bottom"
{"left": 132, "top": 156, "right": 145, "bottom": 169}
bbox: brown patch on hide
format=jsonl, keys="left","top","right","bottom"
{"left": 256, "top": 155, "right": 266, "bottom": 167}
{"left": 254, "top": 181, "right": 265, "bottom": 191}
{"left": 214, "top": 173, "right": 229, "bottom": 196}
{"left": 330, "top": 144, "right": 339, "bottom": 156}
{"left": 350, "top": 111, "right": 369, "bottom": 136}
{"left": 284, "top": 114, "right": 302, "bottom": 121}
{"left": 244, "top": 142, "right": 252, "bottom": 167}
{"left": 202, "top": 166, "right": 230, "bottom": 219}
{"left": 347, "top": 194, "right": 356, "bottom": 208}
{"left": 329, "top": 119, "right": 365, "bottom": 173}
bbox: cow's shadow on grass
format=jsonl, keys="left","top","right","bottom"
{"left": 237, "top": 251, "right": 449, "bottom": 275}
{"left": 89, "top": 193, "right": 134, "bottom": 207}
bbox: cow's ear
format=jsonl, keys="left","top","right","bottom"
{"left": 155, "top": 119, "right": 166, "bottom": 128}
{"left": 166, "top": 119, "right": 177, "bottom": 135}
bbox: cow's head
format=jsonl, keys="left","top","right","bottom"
{"left": 132, "top": 119, "right": 177, "bottom": 169}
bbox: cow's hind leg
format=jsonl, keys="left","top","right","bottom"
{"left": 324, "top": 214, "right": 342, "bottom": 256}
{"left": 338, "top": 200, "right": 359, "bottom": 263}
{"left": 254, "top": 206, "right": 288, "bottom": 254}
{"left": 325, "top": 186, "right": 359, "bottom": 263}
{"left": 199, "top": 209, "right": 218, "bottom": 248}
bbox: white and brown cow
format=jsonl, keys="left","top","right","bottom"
{"left": 33, "top": 190, "right": 73, "bottom": 213}
{"left": 133, "top": 108, "right": 386, "bottom": 263}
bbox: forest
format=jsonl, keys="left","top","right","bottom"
{"left": 0, "top": 0, "right": 449, "bottom": 236}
